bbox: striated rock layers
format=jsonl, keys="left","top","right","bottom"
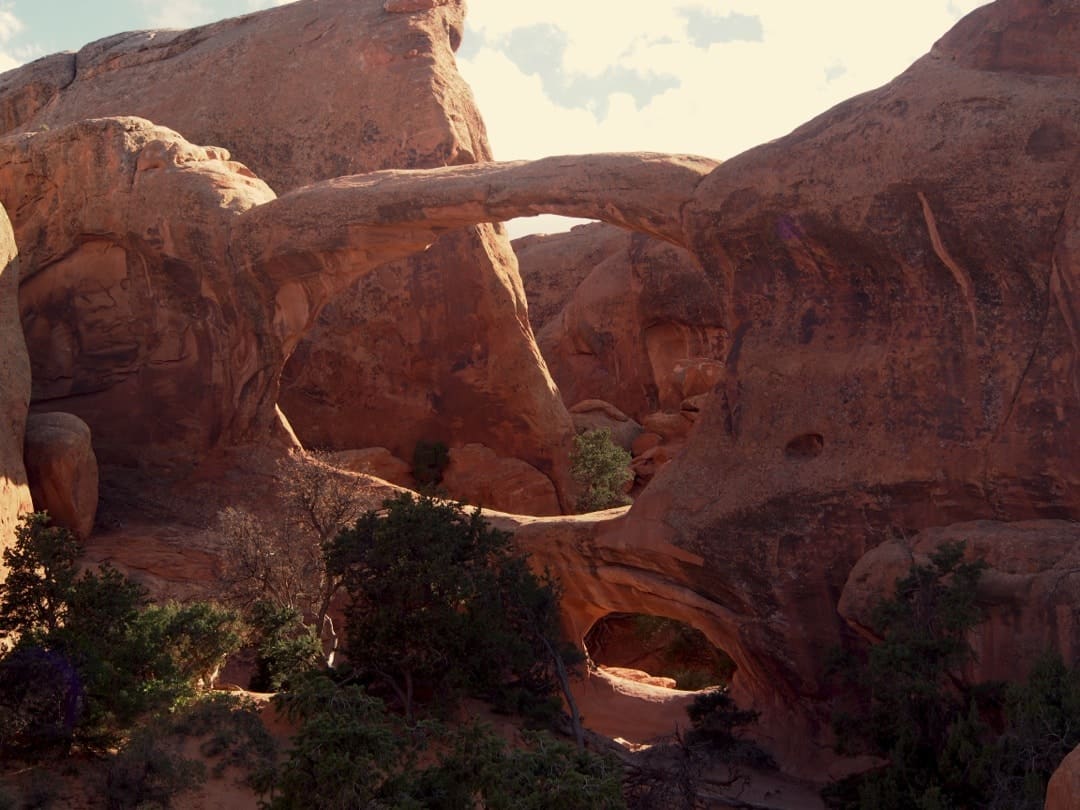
{"left": 0, "top": 202, "right": 31, "bottom": 559}
{"left": 0, "top": 0, "right": 573, "bottom": 503}
{"left": 0, "top": 118, "right": 278, "bottom": 467}
{"left": 624, "top": 0, "right": 1080, "bottom": 763}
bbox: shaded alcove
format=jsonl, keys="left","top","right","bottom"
{"left": 584, "top": 612, "right": 736, "bottom": 691}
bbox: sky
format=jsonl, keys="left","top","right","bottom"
{"left": 0, "top": 0, "right": 992, "bottom": 237}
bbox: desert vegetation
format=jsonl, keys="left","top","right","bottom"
{"left": 6, "top": 485, "right": 1080, "bottom": 808}
{"left": 826, "top": 542, "right": 1080, "bottom": 809}
{"left": 0, "top": 494, "right": 633, "bottom": 807}
{"left": 570, "top": 428, "right": 634, "bottom": 512}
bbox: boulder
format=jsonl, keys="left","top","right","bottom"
{"left": 1047, "top": 744, "right": 1080, "bottom": 810}
{"left": 517, "top": 223, "right": 725, "bottom": 420}
{"left": 324, "top": 448, "right": 413, "bottom": 489}
{"left": 23, "top": 412, "right": 98, "bottom": 540}
{"left": 640, "top": 411, "right": 694, "bottom": 443}
{"left": 0, "top": 203, "right": 31, "bottom": 560}
{"left": 441, "top": 443, "right": 561, "bottom": 516}
{"left": 630, "top": 443, "right": 683, "bottom": 484}
{"left": 0, "top": 0, "right": 574, "bottom": 503}
{"left": 630, "top": 432, "right": 662, "bottom": 457}
{"left": 568, "top": 399, "right": 643, "bottom": 451}
{"left": 839, "top": 520, "right": 1080, "bottom": 684}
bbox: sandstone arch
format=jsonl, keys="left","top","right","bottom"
{"left": 0, "top": 0, "right": 1075, "bottom": 779}
{"left": 0, "top": 117, "right": 715, "bottom": 472}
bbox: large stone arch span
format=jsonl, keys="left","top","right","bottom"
{"left": 232, "top": 151, "right": 717, "bottom": 278}
{"left": 0, "top": 116, "right": 715, "bottom": 475}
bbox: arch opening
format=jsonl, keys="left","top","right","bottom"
{"left": 583, "top": 612, "right": 736, "bottom": 692}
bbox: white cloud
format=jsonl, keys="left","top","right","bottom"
{"left": 460, "top": 0, "right": 994, "bottom": 237}
{"left": 0, "top": 7, "right": 20, "bottom": 42}
{"left": 460, "top": 1, "right": 994, "bottom": 173}
{"left": 0, "top": 4, "right": 22, "bottom": 72}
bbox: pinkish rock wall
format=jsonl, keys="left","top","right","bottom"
{"left": 516, "top": 223, "right": 725, "bottom": 420}
{"left": 0, "top": 0, "right": 574, "bottom": 504}
{"left": 0, "top": 203, "right": 31, "bottom": 561}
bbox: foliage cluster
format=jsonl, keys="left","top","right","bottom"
{"left": 623, "top": 688, "right": 770, "bottom": 810}
{"left": 326, "top": 492, "right": 583, "bottom": 733}
{"left": 570, "top": 428, "right": 633, "bottom": 512}
{"left": 215, "top": 450, "right": 368, "bottom": 671}
{"left": 0, "top": 512, "right": 242, "bottom": 755}
{"left": 257, "top": 493, "right": 622, "bottom": 807}
{"left": 827, "top": 541, "right": 1080, "bottom": 810}
{"left": 100, "top": 692, "right": 276, "bottom": 809}
{"left": 263, "top": 671, "right": 626, "bottom": 810}
{"left": 0, "top": 493, "right": 629, "bottom": 807}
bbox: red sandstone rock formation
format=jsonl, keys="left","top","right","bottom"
{"left": 0, "top": 0, "right": 574, "bottom": 504}
{"left": 441, "top": 443, "right": 561, "bottom": 516}
{"left": 0, "top": 203, "right": 31, "bottom": 561}
{"left": 1047, "top": 743, "right": 1080, "bottom": 810}
{"left": 839, "top": 521, "right": 1080, "bottom": 682}
{"left": 516, "top": 223, "right": 725, "bottom": 420}
{"left": 0, "top": 118, "right": 279, "bottom": 467}
{"left": 568, "top": 400, "right": 643, "bottom": 451}
{"left": 324, "top": 448, "right": 414, "bottom": 490}
{"left": 0, "top": 0, "right": 1072, "bottom": 779}
{"left": 23, "top": 412, "right": 98, "bottom": 540}
{"left": 247, "top": 0, "right": 1075, "bottom": 771}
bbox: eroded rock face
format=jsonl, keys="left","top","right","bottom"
{"left": 0, "top": 0, "right": 574, "bottom": 502}
{"left": 0, "top": 203, "right": 31, "bottom": 558}
{"left": 839, "top": 521, "right": 1080, "bottom": 683}
{"left": 568, "top": 400, "right": 643, "bottom": 451}
{"left": 629, "top": 0, "right": 1080, "bottom": 754}
{"left": 0, "top": 0, "right": 1071, "bottom": 777}
{"left": 0, "top": 0, "right": 484, "bottom": 188}
{"left": 441, "top": 443, "right": 561, "bottom": 516}
{"left": 517, "top": 223, "right": 725, "bottom": 420}
{"left": 0, "top": 118, "right": 278, "bottom": 466}
{"left": 325, "top": 448, "right": 414, "bottom": 490}
{"left": 285, "top": 0, "right": 1077, "bottom": 772}
{"left": 23, "top": 412, "right": 99, "bottom": 540}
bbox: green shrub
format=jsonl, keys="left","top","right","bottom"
{"left": 0, "top": 513, "right": 242, "bottom": 752}
{"left": 245, "top": 601, "right": 324, "bottom": 692}
{"left": 570, "top": 429, "right": 633, "bottom": 512}
{"left": 826, "top": 542, "right": 989, "bottom": 808}
{"left": 263, "top": 673, "right": 406, "bottom": 810}
{"left": 824, "top": 543, "right": 1080, "bottom": 809}
{"left": 986, "top": 652, "right": 1080, "bottom": 809}
{"left": 686, "top": 688, "right": 774, "bottom": 768}
{"left": 265, "top": 672, "right": 624, "bottom": 810}
{"left": 326, "top": 493, "right": 580, "bottom": 730}
{"left": 399, "top": 723, "right": 627, "bottom": 809}
{"left": 168, "top": 693, "right": 277, "bottom": 783}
